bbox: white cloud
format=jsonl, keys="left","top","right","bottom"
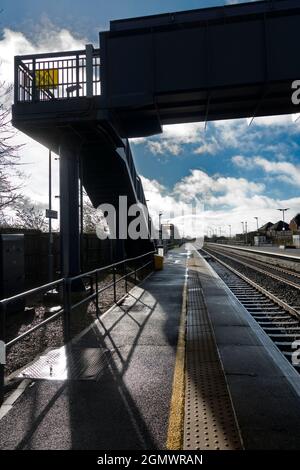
{"left": 232, "top": 155, "right": 300, "bottom": 186}
{"left": 0, "top": 26, "right": 87, "bottom": 214}
{"left": 173, "top": 169, "right": 264, "bottom": 205}
{"left": 131, "top": 112, "right": 300, "bottom": 160}
{"left": 194, "top": 139, "right": 219, "bottom": 155}
{"left": 147, "top": 140, "right": 181, "bottom": 156}
{"left": 141, "top": 171, "right": 299, "bottom": 237}
{"left": 0, "top": 27, "right": 87, "bottom": 84}
{"left": 232, "top": 155, "right": 249, "bottom": 168}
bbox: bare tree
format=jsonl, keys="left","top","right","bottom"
{"left": 83, "top": 192, "right": 109, "bottom": 235}
{"left": 0, "top": 81, "right": 24, "bottom": 222}
{"left": 15, "top": 197, "right": 47, "bottom": 231}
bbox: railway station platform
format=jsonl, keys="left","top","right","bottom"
{"left": 1, "top": 246, "right": 300, "bottom": 450}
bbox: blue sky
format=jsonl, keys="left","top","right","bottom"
{"left": 1, "top": 0, "right": 300, "bottom": 235}
{"left": 0, "top": 0, "right": 250, "bottom": 40}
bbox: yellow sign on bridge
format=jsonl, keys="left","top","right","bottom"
{"left": 35, "top": 69, "right": 58, "bottom": 89}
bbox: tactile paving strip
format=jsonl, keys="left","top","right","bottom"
{"left": 184, "top": 269, "right": 243, "bottom": 450}
{"left": 17, "top": 347, "right": 112, "bottom": 381}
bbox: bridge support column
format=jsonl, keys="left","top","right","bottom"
{"left": 59, "top": 142, "right": 81, "bottom": 279}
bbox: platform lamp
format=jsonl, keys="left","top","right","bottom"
{"left": 146, "top": 200, "right": 151, "bottom": 238}
{"left": 277, "top": 208, "right": 290, "bottom": 230}
{"left": 159, "top": 212, "right": 163, "bottom": 245}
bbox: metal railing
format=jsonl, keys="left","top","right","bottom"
{"left": 14, "top": 46, "right": 101, "bottom": 103}
{"left": 0, "top": 251, "right": 155, "bottom": 404}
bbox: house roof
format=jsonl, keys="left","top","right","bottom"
{"left": 269, "top": 220, "right": 290, "bottom": 231}
{"left": 290, "top": 213, "right": 300, "bottom": 226}
{"left": 259, "top": 222, "right": 273, "bottom": 232}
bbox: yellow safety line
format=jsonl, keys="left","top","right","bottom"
{"left": 166, "top": 266, "right": 188, "bottom": 450}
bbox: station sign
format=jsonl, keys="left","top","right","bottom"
{"left": 45, "top": 209, "right": 58, "bottom": 220}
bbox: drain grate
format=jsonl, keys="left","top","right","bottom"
{"left": 18, "top": 346, "right": 112, "bottom": 381}
{"left": 184, "top": 270, "right": 243, "bottom": 450}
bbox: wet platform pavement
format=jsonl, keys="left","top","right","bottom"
{"left": 1, "top": 245, "right": 300, "bottom": 450}
{"left": 0, "top": 249, "right": 187, "bottom": 450}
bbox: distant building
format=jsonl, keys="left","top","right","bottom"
{"left": 258, "top": 222, "right": 274, "bottom": 234}
{"left": 162, "top": 223, "right": 175, "bottom": 242}
{"left": 269, "top": 221, "right": 290, "bottom": 233}
{"left": 289, "top": 214, "right": 300, "bottom": 233}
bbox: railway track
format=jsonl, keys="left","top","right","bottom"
{"left": 204, "top": 244, "right": 300, "bottom": 291}
{"left": 201, "top": 248, "right": 300, "bottom": 373}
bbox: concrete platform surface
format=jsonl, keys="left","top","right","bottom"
{"left": 192, "top": 249, "right": 300, "bottom": 450}
{"left": 0, "top": 249, "right": 187, "bottom": 450}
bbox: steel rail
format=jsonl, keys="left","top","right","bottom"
{"left": 202, "top": 248, "right": 300, "bottom": 321}
{"left": 208, "top": 244, "right": 300, "bottom": 280}
{"left": 204, "top": 246, "right": 300, "bottom": 292}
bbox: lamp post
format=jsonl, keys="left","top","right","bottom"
{"left": 241, "top": 221, "right": 248, "bottom": 244}
{"left": 228, "top": 225, "right": 232, "bottom": 239}
{"left": 146, "top": 199, "right": 151, "bottom": 238}
{"left": 277, "top": 208, "right": 290, "bottom": 230}
{"left": 159, "top": 212, "right": 163, "bottom": 244}
{"left": 207, "top": 226, "right": 213, "bottom": 239}
{"left": 254, "top": 216, "right": 259, "bottom": 232}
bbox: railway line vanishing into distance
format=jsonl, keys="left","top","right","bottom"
{"left": 201, "top": 244, "right": 300, "bottom": 373}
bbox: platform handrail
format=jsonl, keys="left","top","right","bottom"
{"left": 0, "top": 250, "right": 155, "bottom": 404}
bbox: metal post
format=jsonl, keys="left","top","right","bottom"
{"left": 124, "top": 261, "right": 128, "bottom": 293}
{"left": 89, "top": 275, "right": 93, "bottom": 294}
{"left": 113, "top": 267, "right": 117, "bottom": 303}
{"left": 48, "top": 150, "right": 53, "bottom": 282}
{"left": 14, "top": 57, "right": 19, "bottom": 104}
{"left": 95, "top": 271, "right": 99, "bottom": 318}
{"left": 76, "top": 54, "right": 80, "bottom": 98}
{"left": 85, "top": 44, "right": 94, "bottom": 98}
{"left": 159, "top": 212, "right": 163, "bottom": 244}
{"left": 32, "top": 57, "right": 37, "bottom": 101}
{"left": 63, "top": 279, "right": 71, "bottom": 342}
{"left": 0, "top": 303, "right": 6, "bottom": 406}
{"left": 59, "top": 141, "right": 81, "bottom": 279}
{"left": 241, "top": 222, "right": 245, "bottom": 244}
{"left": 79, "top": 157, "right": 84, "bottom": 270}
